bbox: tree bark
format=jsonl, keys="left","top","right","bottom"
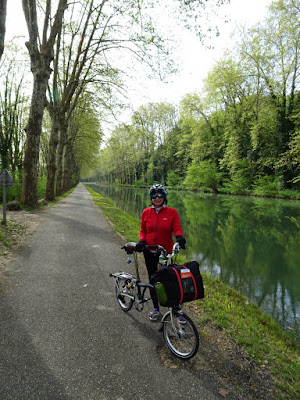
{"left": 45, "top": 108, "right": 61, "bottom": 201}
{"left": 0, "top": 0, "right": 7, "bottom": 61}
{"left": 62, "top": 137, "right": 75, "bottom": 192}
{"left": 22, "top": 72, "right": 49, "bottom": 206}
{"left": 55, "top": 125, "right": 67, "bottom": 196}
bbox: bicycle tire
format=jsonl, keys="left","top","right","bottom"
{"left": 115, "top": 277, "right": 134, "bottom": 312}
{"left": 163, "top": 310, "right": 199, "bottom": 359}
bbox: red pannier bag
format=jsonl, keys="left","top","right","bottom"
{"left": 151, "top": 261, "right": 204, "bottom": 307}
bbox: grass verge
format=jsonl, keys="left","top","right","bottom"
{"left": 85, "top": 184, "right": 300, "bottom": 400}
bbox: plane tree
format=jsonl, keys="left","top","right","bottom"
{"left": 21, "top": 0, "right": 68, "bottom": 206}
{"left": 0, "top": 0, "right": 7, "bottom": 61}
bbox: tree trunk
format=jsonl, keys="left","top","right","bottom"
{"left": 62, "top": 138, "right": 74, "bottom": 192}
{"left": 45, "top": 108, "right": 61, "bottom": 201}
{"left": 0, "top": 0, "right": 7, "bottom": 61}
{"left": 21, "top": 73, "right": 49, "bottom": 207}
{"left": 56, "top": 127, "right": 67, "bottom": 196}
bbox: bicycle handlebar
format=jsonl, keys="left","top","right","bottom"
{"left": 122, "top": 242, "right": 180, "bottom": 258}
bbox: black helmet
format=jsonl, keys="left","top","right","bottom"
{"left": 149, "top": 184, "right": 168, "bottom": 199}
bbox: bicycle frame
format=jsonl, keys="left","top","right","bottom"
{"left": 110, "top": 268, "right": 153, "bottom": 311}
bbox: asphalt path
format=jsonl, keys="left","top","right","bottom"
{"left": 0, "top": 184, "right": 223, "bottom": 400}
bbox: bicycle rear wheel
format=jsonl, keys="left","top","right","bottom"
{"left": 163, "top": 310, "right": 199, "bottom": 359}
{"left": 115, "top": 277, "right": 134, "bottom": 311}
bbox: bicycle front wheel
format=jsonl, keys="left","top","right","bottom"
{"left": 115, "top": 277, "right": 134, "bottom": 312}
{"left": 163, "top": 310, "right": 199, "bottom": 359}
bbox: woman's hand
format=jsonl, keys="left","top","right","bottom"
{"left": 176, "top": 235, "right": 186, "bottom": 249}
{"left": 136, "top": 240, "right": 146, "bottom": 252}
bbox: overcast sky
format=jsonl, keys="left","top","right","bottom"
{"left": 129, "top": 0, "right": 273, "bottom": 107}
{"left": 6, "top": 0, "right": 273, "bottom": 126}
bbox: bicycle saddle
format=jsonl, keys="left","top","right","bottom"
{"left": 122, "top": 242, "right": 137, "bottom": 254}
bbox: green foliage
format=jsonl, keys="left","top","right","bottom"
{"left": 0, "top": 70, "right": 26, "bottom": 172}
{"left": 184, "top": 160, "right": 222, "bottom": 193}
{"left": 145, "top": 162, "right": 154, "bottom": 185}
{"left": 87, "top": 102, "right": 179, "bottom": 185}
{"left": 72, "top": 97, "right": 103, "bottom": 177}
{"left": 1, "top": 171, "right": 23, "bottom": 202}
{"left": 0, "top": 173, "right": 47, "bottom": 204}
{"left": 252, "top": 175, "right": 283, "bottom": 196}
{"left": 133, "top": 179, "right": 144, "bottom": 187}
{"left": 37, "top": 176, "right": 47, "bottom": 200}
{"left": 221, "top": 159, "right": 252, "bottom": 194}
{"left": 278, "top": 107, "right": 300, "bottom": 185}
{"left": 166, "top": 170, "right": 180, "bottom": 187}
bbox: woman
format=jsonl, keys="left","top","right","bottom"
{"left": 136, "top": 184, "right": 186, "bottom": 321}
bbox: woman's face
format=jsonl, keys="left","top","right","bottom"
{"left": 151, "top": 192, "right": 164, "bottom": 207}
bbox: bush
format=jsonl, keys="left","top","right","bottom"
{"left": 166, "top": 170, "right": 180, "bottom": 187}
{"left": 184, "top": 160, "right": 222, "bottom": 193}
{"left": 133, "top": 179, "right": 145, "bottom": 187}
{"left": 252, "top": 175, "right": 283, "bottom": 196}
{"left": 222, "top": 174, "right": 251, "bottom": 195}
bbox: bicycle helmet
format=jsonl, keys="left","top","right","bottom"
{"left": 149, "top": 184, "right": 168, "bottom": 200}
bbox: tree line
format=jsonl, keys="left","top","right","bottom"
{"left": 90, "top": 0, "right": 300, "bottom": 198}
{"left": 0, "top": 0, "right": 228, "bottom": 207}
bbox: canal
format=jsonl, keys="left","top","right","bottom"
{"left": 86, "top": 183, "right": 300, "bottom": 341}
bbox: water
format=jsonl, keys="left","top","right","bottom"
{"left": 86, "top": 183, "right": 300, "bottom": 341}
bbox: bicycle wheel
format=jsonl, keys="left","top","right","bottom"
{"left": 163, "top": 310, "right": 199, "bottom": 359}
{"left": 115, "top": 277, "right": 134, "bottom": 311}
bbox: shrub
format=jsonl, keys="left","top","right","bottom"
{"left": 166, "top": 170, "right": 180, "bottom": 187}
{"left": 252, "top": 175, "right": 283, "bottom": 196}
{"left": 184, "top": 160, "right": 222, "bottom": 193}
{"left": 133, "top": 179, "right": 144, "bottom": 187}
{"left": 222, "top": 174, "right": 251, "bottom": 195}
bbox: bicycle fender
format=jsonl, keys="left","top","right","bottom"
{"left": 158, "top": 311, "right": 171, "bottom": 332}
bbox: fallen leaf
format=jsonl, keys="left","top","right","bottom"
{"left": 219, "top": 388, "right": 230, "bottom": 398}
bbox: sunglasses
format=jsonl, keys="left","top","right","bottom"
{"left": 151, "top": 193, "right": 164, "bottom": 199}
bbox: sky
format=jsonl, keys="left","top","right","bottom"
{"left": 128, "top": 0, "right": 273, "bottom": 108}
{"left": 5, "top": 0, "right": 273, "bottom": 128}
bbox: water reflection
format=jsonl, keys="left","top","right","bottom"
{"left": 87, "top": 183, "right": 300, "bottom": 341}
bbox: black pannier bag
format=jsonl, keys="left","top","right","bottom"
{"left": 151, "top": 261, "right": 204, "bottom": 307}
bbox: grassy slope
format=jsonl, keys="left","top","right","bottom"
{"left": 84, "top": 185, "right": 299, "bottom": 400}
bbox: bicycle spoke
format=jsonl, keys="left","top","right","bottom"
{"left": 163, "top": 312, "right": 199, "bottom": 359}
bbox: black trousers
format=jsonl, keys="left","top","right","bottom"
{"left": 143, "top": 249, "right": 159, "bottom": 309}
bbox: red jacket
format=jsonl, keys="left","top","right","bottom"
{"left": 139, "top": 206, "right": 183, "bottom": 253}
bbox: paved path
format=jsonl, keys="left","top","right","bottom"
{"left": 0, "top": 184, "right": 224, "bottom": 400}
